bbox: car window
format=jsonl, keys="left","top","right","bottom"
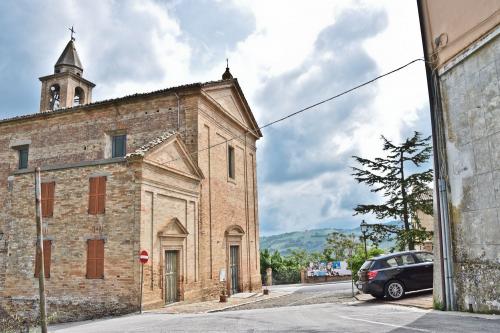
{"left": 415, "top": 252, "right": 434, "bottom": 263}
{"left": 400, "top": 254, "right": 416, "bottom": 265}
{"left": 371, "top": 260, "right": 388, "bottom": 269}
{"left": 384, "top": 257, "right": 399, "bottom": 267}
{"left": 360, "top": 260, "right": 373, "bottom": 270}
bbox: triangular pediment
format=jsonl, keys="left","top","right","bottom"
{"left": 130, "top": 133, "right": 204, "bottom": 180}
{"left": 158, "top": 217, "right": 189, "bottom": 238}
{"left": 202, "top": 81, "right": 262, "bottom": 138}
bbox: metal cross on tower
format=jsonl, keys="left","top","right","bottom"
{"left": 69, "top": 26, "right": 76, "bottom": 41}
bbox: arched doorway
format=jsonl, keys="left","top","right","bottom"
{"left": 225, "top": 225, "right": 244, "bottom": 295}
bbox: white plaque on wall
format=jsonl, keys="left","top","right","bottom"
{"left": 219, "top": 268, "right": 226, "bottom": 282}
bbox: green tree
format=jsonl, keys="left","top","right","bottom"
{"left": 352, "top": 131, "right": 433, "bottom": 250}
{"left": 347, "top": 245, "right": 385, "bottom": 282}
{"left": 324, "top": 232, "right": 358, "bottom": 261}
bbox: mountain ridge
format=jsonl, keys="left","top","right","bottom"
{"left": 260, "top": 222, "right": 400, "bottom": 255}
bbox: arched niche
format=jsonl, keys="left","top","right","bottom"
{"left": 49, "top": 84, "right": 60, "bottom": 110}
{"left": 73, "top": 86, "right": 85, "bottom": 106}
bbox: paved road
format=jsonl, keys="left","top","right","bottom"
{"left": 226, "top": 281, "right": 354, "bottom": 310}
{"left": 51, "top": 282, "right": 499, "bottom": 333}
{"left": 51, "top": 301, "right": 499, "bottom": 333}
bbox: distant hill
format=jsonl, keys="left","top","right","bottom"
{"left": 260, "top": 222, "right": 400, "bottom": 256}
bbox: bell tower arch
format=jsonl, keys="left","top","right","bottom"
{"left": 39, "top": 34, "right": 95, "bottom": 112}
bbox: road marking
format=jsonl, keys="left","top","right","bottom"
{"left": 338, "top": 315, "right": 432, "bottom": 332}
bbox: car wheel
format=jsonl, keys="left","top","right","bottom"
{"left": 385, "top": 280, "right": 405, "bottom": 300}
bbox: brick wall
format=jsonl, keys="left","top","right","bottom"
{"left": 1, "top": 161, "right": 140, "bottom": 322}
{"left": 0, "top": 80, "right": 262, "bottom": 320}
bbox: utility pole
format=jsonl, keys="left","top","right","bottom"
{"left": 35, "top": 167, "right": 48, "bottom": 333}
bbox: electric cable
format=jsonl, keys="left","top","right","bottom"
{"left": 161, "top": 58, "right": 426, "bottom": 166}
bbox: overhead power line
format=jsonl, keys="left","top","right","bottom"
{"left": 162, "top": 58, "right": 425, "bottom": 166}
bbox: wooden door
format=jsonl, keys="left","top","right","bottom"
{"left": 165, "top": 251, "right": 178, "bottom": 304}
{"left": 230, "top": 245, "right": 239, "bottom": 295}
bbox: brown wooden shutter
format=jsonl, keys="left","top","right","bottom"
{"left": 88, "top": 178, "right": 98, "bottom": 214}
{"left": 41, "top": 182, "right": 55, "bottom": 218}
{"left": 97, "top": 177, "right": 106, "bottom": 214}
{"left": 95, "top": 240, "right": 104, "bottom": 278}
{"left": 89, "top": 177, "right": 106, "bottom": 215}
{"left": 87, "top": 239, "right": 104, "bottom": 279}
{"left": 34, "top": 240, "right": 51, "bottom": 278}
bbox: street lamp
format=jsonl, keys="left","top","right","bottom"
{"left": 360, "top": 220, "right": 368, "bottom": 259}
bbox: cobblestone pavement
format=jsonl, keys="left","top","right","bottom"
{"left": 220, "top": 281, "right": 354, "bottom": 311}
{"left": 145, "top": 291, "right": 291, "bottom": 314}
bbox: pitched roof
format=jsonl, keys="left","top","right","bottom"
{"left": 127, "top": 130, "right": 205, "bottom": 180}
{"left": 55, "top": 40, "right": 83, "bottom": 71}
{"left": 126, "top": 130, "right": 177, "bottom": 158}
{"left": 0, "top": 79, "right": 262, "bottom": 138}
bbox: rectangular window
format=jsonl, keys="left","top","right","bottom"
{"left": 41, "top": 182, "right": 55, "bottom": 218}
{"left": 18, "top": 146, "right": 29, "bottom": 169}
{"left": 34, "top": 240, "right": 51, "bottom": 278}
{"left": 87, "top": 239, "right": 104, "bottom": 279}
{"left": 88, "top": 176, "right": 106, "bottom": 215}
{"left": 112, "top": 134, "right": 127, "bottom": 158}
{"left": 228, "top": 145, "right": 235, "bottom": 179}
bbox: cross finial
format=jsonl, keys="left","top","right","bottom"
{"left": 69, "top": 26, "right": 76, "bottom": 41}
{"left": 226, "top": 58, "right": 229, "bottom": 69}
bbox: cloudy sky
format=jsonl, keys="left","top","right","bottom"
{"left": 0, "top": 0, "right": 431, "bottom": 236}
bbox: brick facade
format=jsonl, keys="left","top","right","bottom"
{"left": 0, "top": 43, "right": 262, "bottom": 322}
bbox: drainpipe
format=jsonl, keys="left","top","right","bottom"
{"left": 417, "top": 0, "right": 455, "bottom": 311}
{"left": 174, "top": 92, "right": 180, "bottom": 130}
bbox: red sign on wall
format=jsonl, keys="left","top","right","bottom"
{"left": 139, "top": 250, "right": 149, "bottom": 264}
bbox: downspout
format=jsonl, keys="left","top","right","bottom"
{"left": 417, "top": 0, "right": 454, "bottom": 311}
{"left": 174, "top": 92, "right": 180, "bottom": 130}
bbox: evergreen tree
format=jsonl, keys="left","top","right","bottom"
{"left": 351, "top": 131, "right": 433, "bottom": 250}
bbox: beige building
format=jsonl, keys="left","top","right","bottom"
{"left": 418, "top": 0, "right": 499, "bottom": 313}
{"left": 0, "top": 38, "right": 262, "bottom": 321}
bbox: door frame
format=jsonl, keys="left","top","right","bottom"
{"left": 229, "top": 245, "right": 240, "bottom": 295}
{"left": 164, "top": 249, "right": 180, "bottom": 304}
{"left": 158, "top": 218, "right": 188, "bottom": 303}
{"left": 159, "top": 244, "right": 184, "bottom": 303}
{"left": 225, "top": 225, "right": 245, "bottom": 296}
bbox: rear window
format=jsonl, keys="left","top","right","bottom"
{"left": 373, "top": 257, "right": 399, "bottom": 269}
{"left": 360, "top": 260, "right": 373, "bottom": 270}
{"left": 415, "top": 252, "right": 434, "bottom": 263}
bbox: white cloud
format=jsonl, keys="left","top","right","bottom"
{"left": 0, "top": 0, "right": 432, "bottom": 236}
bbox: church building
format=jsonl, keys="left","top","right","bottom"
{"left": 0, "top": 37, "right": 262, "bottom": 321}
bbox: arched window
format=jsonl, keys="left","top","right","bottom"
{"left": 49, "top": 84, "right": 60, "bottom": 110}
{"left": 73, "top": 87, "right": 85, "bottom": 106}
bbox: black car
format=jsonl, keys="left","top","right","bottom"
{"left": 356, "top": 250, "right": 433, "bottom": 300}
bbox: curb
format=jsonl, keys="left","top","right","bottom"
{"left": 352, "top": 294, "right": 433, "bottom": 310}
{"left": 207, "top": 292, "right": 292, "bottom": 313}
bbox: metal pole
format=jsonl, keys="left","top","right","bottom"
{"left": 362, "top": 231, "right": 368, "bottom": 259}
{"left": 140, "top": 263, "right": 144, "bottom": 314}
{"left": 35, "top": 167, "right": 48, "bottom": 333}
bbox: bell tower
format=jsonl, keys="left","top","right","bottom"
{"left": 39, "top": 29, "right": 95, "bottom": 112}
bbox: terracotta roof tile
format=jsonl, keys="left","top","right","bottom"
{"left": 126, "top": 130, "right": 177, "bottom": 158}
